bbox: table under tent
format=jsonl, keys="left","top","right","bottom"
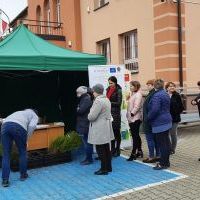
{"left": 0, "top": 24, "right": 106, "bottom": 130}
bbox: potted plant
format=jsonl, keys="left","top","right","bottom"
{"left": 0, "top": 131, "right": 82, "bottom": 171}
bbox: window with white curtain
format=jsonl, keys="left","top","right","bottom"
{"left": 97, "top": 39, "right": 111, "bottom": 64}
{"left": 56, "top": 0, "right": 61, "bottom": 25}
{"left": 122, "top": 30, "right": 138, "bottom": 73}
{"left": 44, "top": 0, "right": 51, "bottom": 34}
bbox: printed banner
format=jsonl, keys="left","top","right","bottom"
{"left": 88, "top": 65, "right": 132, "bottom": 148}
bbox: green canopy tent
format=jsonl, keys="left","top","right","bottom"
{"left": 0, "top": 25, "right": 106, "bottom": 130}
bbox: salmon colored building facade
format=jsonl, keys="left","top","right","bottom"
{"left": 11, "top": 0, "right": 82, "bottom": 50}
{"left": 80, "top": 0, "right": 200, "bottom": 88}
{"left": 10, "top": 0, "right": 200, "bottom": 88}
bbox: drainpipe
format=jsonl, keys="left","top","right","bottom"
{"left": 177, "top": 0, "right": 183, "bottom": 87}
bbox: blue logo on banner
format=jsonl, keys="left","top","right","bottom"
{"left": 110, "top": 68, "right": 116, "bottom": 73}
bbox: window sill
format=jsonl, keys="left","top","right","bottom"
{"left": 131, "top": 71, "right": 139, "bottom": 74}
{"left": 94, "top": 2, "right": 109, "bottom": 12}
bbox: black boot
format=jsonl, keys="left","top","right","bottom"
{"left": 113, "top": 149, "right": 120, "bottom": 157}
{"left": 126, "top": 154, "right": 137, "bottom": 161}
{"left": 136, "top": 150, "right": 143, "bottom": 158}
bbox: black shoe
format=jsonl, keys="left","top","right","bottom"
{"left": 153, "top": 163, "right": 168, "bottom": 170}
{"left": 136, "top": 151, "right": 143, "bottom": 158}
{"left": 107, "top": 168, "right": 112, "bottom": 172}
{"left": 143, "top": 158, "right": 157, "bottom": 163}
{"left": 94, "top": 169, "right": 108, "bottom": 175}
{"left": 113, "top": 150, "right": 120, "bottom": 157}
{"left": 80, "top": 160, "right": 93, "bottom": 165}
{"left": 111, "top": 149, "right": 116, "bottom": 156}
{"left": 166, "top": 162, "right": 170, "bottom": 167}
{"left": 20, "top": 173, "right": 29, "bottom": 181}
{"left": 127, "top": 154, "right": 137, "bottom": 161}
{"left": 2, "top": 180, "right": 9, "bottom": 187}
{"left": 198, "top": 158, "right": 200, "bottom": 161}
{"left": 170, "top": 150, "right": 175, "bottom": 155}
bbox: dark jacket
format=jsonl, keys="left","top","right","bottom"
{"left": 143, "top": 89, "right": 156, "bottom": 133}
{"left": 148, "top": 89, "right": 172, "bottom": 130}
{"left": 106, "top": 84, "right": 122, "bottom": 130}
{"left": 170, "top": 91, "right": 184, "bottom": 123}
{"left": 194, "top": 94, "right": 200, "bottom": 117}
{"left": 76, "top": 93, "right": 92, "bottom": 135}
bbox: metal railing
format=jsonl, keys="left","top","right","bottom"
{"left": 18, "top": 19, "right": 63, "bottom": 36}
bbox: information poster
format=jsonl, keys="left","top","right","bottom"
{"left": 88, "top": 65, "right": 132, "bottom": 148}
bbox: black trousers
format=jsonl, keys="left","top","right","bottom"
{"left": 129, "top": 120, "right": 142, "bottom": 154}
{"left": 111, "top": 128, "right": 121, "bottom": 152}
{"left": 96, "top": 143, "right": 112, "bottom": 172}
{"left": 155, "top": 130, "right": 171, "bottom": 166}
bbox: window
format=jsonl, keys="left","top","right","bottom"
{"left": 94, "top": 0, "right": 109, "bottom": 10}
{"left": 36, "top": 6, "right": 42, "bottom": 34}
{"left": 44, "top": 0, "right": 51, "bottom": 34}
{"left": 97, "top": 39, "right": 111, "bottom": 64}
{"left": 56, "top": 0, "right": 61, "bottom": 25}
{"left": 122, "top": 30, "right": 138, "bottom": 73}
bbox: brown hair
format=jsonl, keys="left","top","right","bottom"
{"left": 146, "top": 79, "right": 155, "bottom": 86}
{"left": 130, "top": 81, "right": 141, "bottom": 92}
{"left": 165, "top": 82, "right": 176, "bottom": 90}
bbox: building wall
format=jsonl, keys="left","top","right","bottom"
{"left": 27, "top": 0, "right": 82, "bottom": 50}
{"left": 153, "top": 0, "right": 186, "bottom": 86}
{"left": 185, "top": 0, "right": 200, "bottom": 87}
{"left": 80, "top": 0, "right": 155, "bottom": 86}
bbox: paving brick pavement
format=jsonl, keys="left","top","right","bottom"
{"left": 113, "top": 124, "right": 200, "bottom": 200}
{"left": 0, "top": 124, "right": 199, "bottom": 200}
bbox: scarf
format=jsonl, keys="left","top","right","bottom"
{"left": 107, "top": 86, "right": 116, "bottom": 99}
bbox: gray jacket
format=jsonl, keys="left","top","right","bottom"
{"left": 3, "top": 109, "right": 39, "bottom": 137}
{"left": 88, "top": 95, "right": 114, "bottom": 145}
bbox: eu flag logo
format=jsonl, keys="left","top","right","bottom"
{"left": 110, "top": 68, "right": 116, "bottom": 73}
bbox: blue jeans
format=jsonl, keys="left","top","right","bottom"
{"left": 82, "top": 134, "right": 93, "bottom": 162}
{"left": 145, "top": 132, "right": 160, "bottom": 158}
{"left": 1, "top": 122, "right": 27, "bottom": 180}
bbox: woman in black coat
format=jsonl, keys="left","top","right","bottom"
{"left": 106, "top": 76, "right": 122, "bottom": 157}
{"left": 76, "top": 86, "right": 93, "bottom": 165}
{"left": 166, "top": 82, "right": 184, "bottom": 154}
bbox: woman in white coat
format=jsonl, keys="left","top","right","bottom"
{"left": 88, "top": 84, "right": 114, "bottom": 175}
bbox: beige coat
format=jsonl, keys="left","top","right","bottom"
{"left": 88, "top": 95, "right": 114, "bottom": 145}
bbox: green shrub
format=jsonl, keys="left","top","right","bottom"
{"left": 49, "top": 131, "right": 82, "bottom": 153}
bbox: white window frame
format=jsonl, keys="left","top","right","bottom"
{"left": 122, "top": 30, "right": 138, "bottom": 73}
{"left": 99, "top": 0, "right": 108, "bottom": 7}
{"left": 94, "top": 0, "right": 109, "bottom": 10}
{"left": 97, "top": 39, "right": 111, "bottom": 64}
{"left": 56, "top": 0, "right": 61, "bottom": 25}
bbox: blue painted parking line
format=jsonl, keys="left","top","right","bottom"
{"left": 0, "top": 156, "right": 187, "bottom": 200}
